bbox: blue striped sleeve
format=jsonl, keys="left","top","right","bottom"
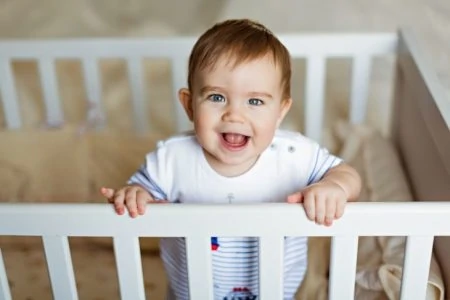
{"left": 127, "top": 164, "right": 167, "bottom": 200}
{"left": 307, "top": 145, "right": 343, "bottom": 185}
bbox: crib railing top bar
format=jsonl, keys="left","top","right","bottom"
{"left": 280, "top": 32, "right": 397, "bottom": 56}
{"left": 0, "top": 32, "right": 397, "bottom": 59}
{"left": 0, "top": 37, "right": 195, "bottom": 59}
{"left": 1, "top": 202, "right": 450, "bottom": 237}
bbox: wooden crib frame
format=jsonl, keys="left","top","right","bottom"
{"left": 0, "top": 29, "right": 449, "bottom": 300}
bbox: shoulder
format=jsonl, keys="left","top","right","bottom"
{"left": 143, "top": 131, "right": 200, "bottom": 182}
{"left": 272, "top": 129, "right": 319, "bottom": 152}
{"left": 153, "top": 130, "right": 199, "bottom": 153}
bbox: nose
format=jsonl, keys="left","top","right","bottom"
{"left": 221, "top": 102, "right": 245, "bottom": 123}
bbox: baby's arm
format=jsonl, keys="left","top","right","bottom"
{"left": 320, "top": 162, "right": 361, "bottom": 202}
{"left": 288, "top": 162, "right": 361, "bottom": 226}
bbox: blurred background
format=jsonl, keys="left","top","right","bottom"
{"left": 1, "top": 1, "right": 449, "bottom": 299}
{"left": 1, "top": 0, "right": 449, "bottom": 136}
{"left": 1, "top": 0, "right": 448, "bottom": 88}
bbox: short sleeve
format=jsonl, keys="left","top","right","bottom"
{"left": 306, "top": 145, "right": 343, "bottom": 185}
{"left": 127, "top": 151, "right": 167, "bottom": 200}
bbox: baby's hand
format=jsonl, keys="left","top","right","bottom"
{"left": 101, "top": 185, "right": 167, "bottom": 218}
{"left": 287, "top": 180, "right": 348, "bottom": 226}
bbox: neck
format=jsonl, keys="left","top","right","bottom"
{"left": 203, "top": 149, "right": 259, "bottom": 177}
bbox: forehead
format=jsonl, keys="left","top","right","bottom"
{"left": 195, "top": 54, "right": 282, "bottom": 90}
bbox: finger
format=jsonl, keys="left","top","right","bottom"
{"left": 101, "top": 187, "right": 115, "bottom": 201}
{"left": 113, "top": 189, "right": 126, "bottom": 215}
{"left": 136, "top": 191, "right": 149, "bottom": 215}
{"left": 315, "top": 195, "right": 326, "bottom": 225}
{"left": 325, "top": 198, "right": 337, "bottom": 227}
{"left": 335, "top": 199, "right": 346, "bottom": 219}
{"left": 287, "top": 191, "right": 303, "bottom": 203}
{"left": 302, "top": 191, "right": 315, "bottom": 221}
{"left": 124, "top": 190, "right": 139, "bottom": 218}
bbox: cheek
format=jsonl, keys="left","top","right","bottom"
{"left": 193, "top": 107, "right": 214, "bottom": 132}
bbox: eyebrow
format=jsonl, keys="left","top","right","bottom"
{"left": 247, "top": 91, "right": 273, "bottom": 99}
{"left": 200, "top": 85, "right": 273, "bottom": 99}
{"left": 199, "top": 85, "right": 226, "bottom": 95}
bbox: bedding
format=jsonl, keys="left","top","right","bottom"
{"left": 296, "top": 120, "right": 445, "bottom": 300}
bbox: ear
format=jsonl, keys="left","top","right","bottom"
{"left": 276, "top": 98, "right": 292, "bottom": 127}
{"left": 178, "top": 88, "right": 194, "bottom": 121}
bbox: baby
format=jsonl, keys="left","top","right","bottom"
{"left": 101, "top": 19, "right": 361, "bottom": 300}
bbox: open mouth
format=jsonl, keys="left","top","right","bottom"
{"left": 221, "top": 133, "right": 250, "bottom": 150}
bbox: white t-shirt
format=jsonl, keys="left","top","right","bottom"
{"left": 128, "top": 129, "right": 342, "bottom": 300}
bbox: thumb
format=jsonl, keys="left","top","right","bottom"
{"left": 100, "top": 187, "right": 115, "bottom": 199}
{"left": 287, "top": 191, "right": 303, "bottom": 203}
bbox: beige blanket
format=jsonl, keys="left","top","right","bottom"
{"left": 296, "top": 121, "right": 445, "bottom": 300}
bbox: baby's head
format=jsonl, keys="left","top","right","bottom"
{"left": 179, "top": 19, "right": 293, "bottom": 176}
{"left": 186, "top": 18, "right": 292, "bottom": 100}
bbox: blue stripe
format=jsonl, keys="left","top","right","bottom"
{"left": 307, "top": 148, "right": 321, "bottom": 184}
{"left": 128, "top": 165, "right": 167, "bottom": 200}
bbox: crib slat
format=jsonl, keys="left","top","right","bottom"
{"left": 400, "top": 236, "right": 434, "bottom": 300}
{"left": 113, "top": 236, "right": 146, "bottom": 300}
{"left": 0, "top": 59, "right": 21, "bottom": 129}
{"left": 38, "top": 58, "right": 64, "bottom": 126}
{"left": 305, "top": 56, "right": 326, "bottom": 142}
{"left": 81, "top": 57, "right": 105, "bottom": 127}
{"left": 329, "top": 236, "right": 358, "bottom": 300}
{"left": 42, "top": 236, "right": 78, "bottom": 300}
{"left": 171, "top": 57, "right": 191, "bottom": 132}
{"left": 259, "top": 235, "right": 284, "bottom": 300}
{"left": 126, "top": 57, "right": 149, "bottom": 133}
{"left": 185, "top": 236, "right": 213, "bottom": 299}
{"left": 0, "top": 249, "right": 12, "bottom": 300}
{"left": 350, "top": 55, "right": 372, "bottom": 124}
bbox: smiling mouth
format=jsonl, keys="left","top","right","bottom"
{"left": 221, "top": 133, "right": 250, "bottom": 149}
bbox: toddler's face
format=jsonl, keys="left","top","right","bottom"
{"left": 180, "top": 55, "right": 291, "bottom": 176}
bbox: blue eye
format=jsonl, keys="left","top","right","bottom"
{"left": 208, "top": 94, "right": 225, "bottom": 102}
{"left": 248, "top": 98, "right": 263, "bottom": 106}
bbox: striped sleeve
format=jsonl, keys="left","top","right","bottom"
{"left": 306, "top": 145, "right": 343, "bottom": 185}
{"left": 127, "top": 163, "right": 167, "bottom": 200}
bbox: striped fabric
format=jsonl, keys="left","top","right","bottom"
{"left": 128, "top": 130, "right": 342, "bottom": 300}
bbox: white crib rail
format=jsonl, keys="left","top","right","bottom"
{"left": 0, "top": 202, "right": 449, "bottom": 300}
{"left": 0, "top": 33, "right": 397, "bottom": 139}
{"left": 0, "top": 38, "right": 194, "bottom": 132}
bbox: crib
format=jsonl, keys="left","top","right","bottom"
{"left": 0, "top": 28, "right": 449, "bottom": 300}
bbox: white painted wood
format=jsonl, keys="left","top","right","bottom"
{"left": 38, "top": 58, "right": 64, "bottom": 127}
{"left": 400, "top": 236, "right": 434, "bottom": 300}
{"left": 259, "top": 235, "right": 284, "bottom": 300}
{"left": 0, "top": 34, "right": 396, "bottom": 59}
{"left": 42, "top": 236, "right": 78, "bottom": 300}
{"left": 185, "top": 236, "right": 213, "bottom": 299}
{"left": 113, "top": 236, "right": 146, "bottom": 300}
{"left": 171, "top": 57, "right": 191, "bottom": 132}
{"left": 0, "top": 202, "right": 449, "bottom": 238}
{"left": 0, "top": 38, "right": 196, "bottom": 59}
{"left": 280, "top": 33, "right": 397, "bottom": 57}
{"left": 329, "top": 236, "right": 359, "bottom": 300}
{"left": 0, "top": 203, "right": 448, "bottom": 299}
{"left": 0, "top": 249, "right": 12, "bottom": 300}
{"left": 126, "top": 57, "right": 148, "bottom": 133}
{"left": 304, "top": 55, "right": 326, "bottom": 141}
{"left": 81, "top": 57, "right": 105, "bottom": 127}
{"left": 0, "top": 59, "right": 21, "bottom": 129}
{"left": 350, "top": 55, "right": 372, "bottom": 124}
